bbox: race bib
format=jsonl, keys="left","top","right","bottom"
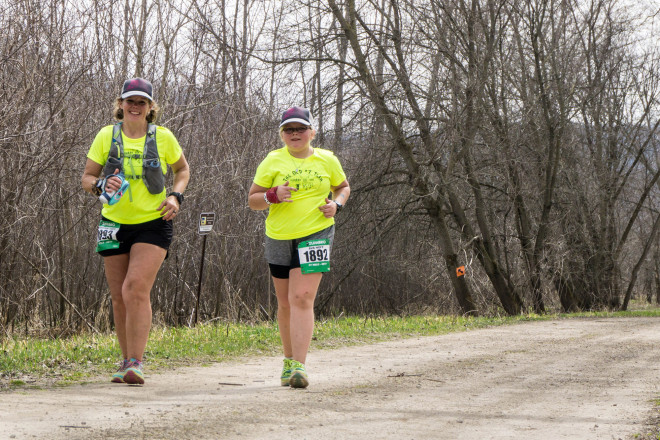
{"left": 96, "top": 220, "right": 120, "bottom": 252}
{"left": 298, "top": 239, "right": 330, "bottom": 274}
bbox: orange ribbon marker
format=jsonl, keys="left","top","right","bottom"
{"left": 456, "top": 266, "right": 466, "bottom": 277}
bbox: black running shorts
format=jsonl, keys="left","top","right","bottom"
{"left": 97, "top": 216, "right": 173, "bottom": 257}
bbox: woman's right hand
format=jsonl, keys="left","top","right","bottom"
{"left": 277, "top": 181, "right": 297, "bottom": 203}
{"left": 104, "top": 168, "right": 122, "bottom": 192}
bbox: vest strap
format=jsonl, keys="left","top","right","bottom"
{"left": 104, "top": 122, "right": 165, "bottom": 195}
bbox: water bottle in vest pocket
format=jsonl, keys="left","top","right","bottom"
{"left": 143, "top": 155, "right": 165, "bottom": 194}
{"left": 142, "top": 124, "right": 165, "bottom": 194}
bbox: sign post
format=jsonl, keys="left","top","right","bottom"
{"left": 195, "top": 212, "right": 215, "bottom": 325}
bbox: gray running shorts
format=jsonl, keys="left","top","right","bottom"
{"left": 264, "top": 225, "right": 335, "bottom": 267}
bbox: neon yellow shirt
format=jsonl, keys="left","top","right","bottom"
{"left": 253, "top": 146, "right": 347, "bottom": 240}
{"left": 87, "top": 124, "right": 183, "bottom": 224}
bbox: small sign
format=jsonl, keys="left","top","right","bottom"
{"left": 456, "top": 266, "right": 466, "bottom": 277}
{"left": 199, "top": 212, "right": 215, "bottom": 235}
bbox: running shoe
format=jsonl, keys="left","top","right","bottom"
{"left": 289, "top": 360, "right": 309, "bottom": 389}
{"left": 281, "top": 358, "right": 293, "bottom": 386}
{"left": 111, "top": 359, "right": 130, "bottom": 383}
{"left": 123, "top": 359, "right": 145, "bottom": 386}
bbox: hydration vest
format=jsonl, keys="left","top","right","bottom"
{"left": 102, "top": 122, "right": 165, "bottom": 195}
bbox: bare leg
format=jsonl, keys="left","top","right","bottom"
{"left": 272, "top": 276, "right": 292, "bottom": 358}
{"left": 288, "top": 268, "right": 322, "bottom": 364}
{"left": 104, "top": 254, "right": 130, "bottom": 359}
{"left": 122, "top": 243, "right": 166, "bottom": 361}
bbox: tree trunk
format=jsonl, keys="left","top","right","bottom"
{"left": 328, "top": 0, "right": 478, "bottom": 315}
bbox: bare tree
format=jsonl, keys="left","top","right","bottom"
{"left": 1, "top": 0, "right": 659, "bottom": 335}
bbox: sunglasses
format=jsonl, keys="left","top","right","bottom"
{"left": 282, "top": 126, "right": 311, "bottom": 135}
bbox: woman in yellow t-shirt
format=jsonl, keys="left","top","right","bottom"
{"left": 248, "top": 106, "right": 350, "bottom": 388}
{"left": 81, "top": 78, "right": 190, "bottom": 386}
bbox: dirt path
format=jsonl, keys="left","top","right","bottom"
{"left": 1, "top": 317, "right": 659, "bottom": 440}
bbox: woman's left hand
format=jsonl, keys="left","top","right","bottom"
{"left": 319, "top": 198, "right": 338, "bottom": 218}
{"left": 158, "top": 196, "right": 179, "bottom": 220}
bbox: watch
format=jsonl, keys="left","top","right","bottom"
{"left": 168, "top": 192, "right": 184, "bottom": 205}
{"left": 334, "top": 201, "right": 343, "bottom": 212}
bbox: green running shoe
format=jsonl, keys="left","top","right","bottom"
{"left": 281, "top": 358, "right": 293, "bottom": 386}
{"left": 111, "top": 359, "right": 130, "bottom": 383}
{"left": 289, "top": 360, "right": 309, "bottom": 389}
{"left": 123, "top": 359, "right": 145, "bottom": 386}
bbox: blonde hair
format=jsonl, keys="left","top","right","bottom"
{"left": 113, "top": 98, "right": 160, "bottom": 123}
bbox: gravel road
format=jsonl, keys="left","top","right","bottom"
{"left": 1, "top": 317, "right": 659, "bottom": 439}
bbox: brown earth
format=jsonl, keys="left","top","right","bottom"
{"left": 1, "top": 317, "right": 659, "bottom": 440}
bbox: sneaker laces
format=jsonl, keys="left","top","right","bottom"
{"left": 116, "top": 359, "right": 129, "bottom": 372}
{"left": 128, "top": 359, "right": 143, "bottom": 370}
{"left": 290, "top": 360, "right": 306, "bottom": 371}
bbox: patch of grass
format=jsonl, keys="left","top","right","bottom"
{"left": 311, "top": 313, "right": 548, "bottom": 348}
{"left": 564, "top": 310, "right": 660, "bottom": 319}
{"left": 1, "top": 310, "right": 659, "bottom": 390}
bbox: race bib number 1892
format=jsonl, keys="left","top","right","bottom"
{"left": 297, "top": 239, "right": 330, "bottom": 274}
